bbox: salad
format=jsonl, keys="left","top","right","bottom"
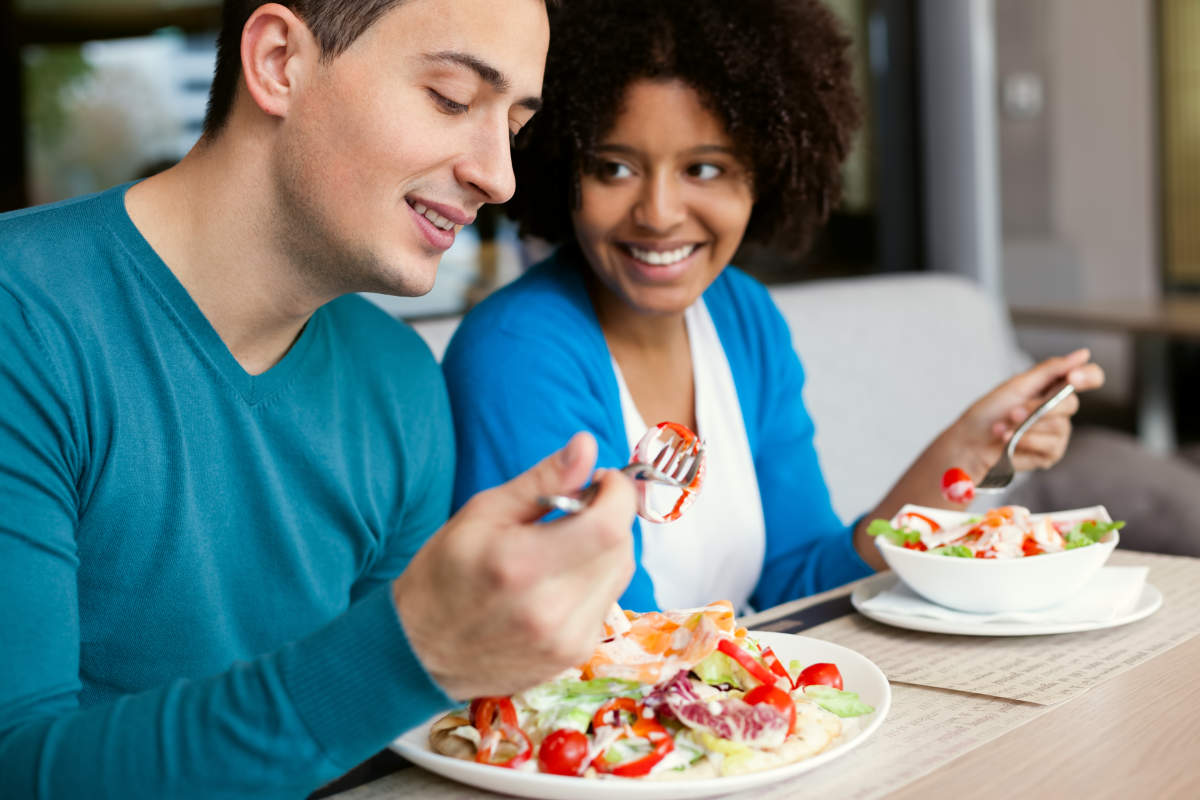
{"left": 869, "top": 504, "right": 1124, "bottom": 558}
{"left": 427, "top": 601, "right": 875, "bottom": 779}
{"left": 634, "top": 421, "right": 706, "bottom": 523}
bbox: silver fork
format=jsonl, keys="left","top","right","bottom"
{"left": 975, "top": 380, "right": 1076, "bottom": 493}
{"left": 538, "top": 436, "right": 706, "bottom": 515}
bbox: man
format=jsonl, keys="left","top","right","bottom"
{"left": 0, "top": 1, "right": 636, "bottom": 796}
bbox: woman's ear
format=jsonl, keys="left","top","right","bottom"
{"left": 239, "top": 3, "right": 317, "bottom": 119}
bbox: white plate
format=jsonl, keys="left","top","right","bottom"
{"left": 390, "top": 632, "right": 891, "bottom": 800}
{"left": 851, "top": 572, "right": 1163, "bottom": 636}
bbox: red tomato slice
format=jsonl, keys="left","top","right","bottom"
{"left": 896, "top": 511, "right": 941, "bottom": 534}
{"left": 795, "top": 662, "right": 843, "bottom": 690}
{"left": 760, "top": 646, "right": 794, "bottom": 688}
{"left": 744, "top": 683, "right": 796, "bottom": 735}
{"left": 538, "top": 729, "right": 589, "bottom": 776}
{"left": 941, "top": 467, "right": 976, "bottom": 504}
{"left": 717, "top": 638, "right": 777, "bottom": 687}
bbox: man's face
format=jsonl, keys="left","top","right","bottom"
{"left": 273, "top": 0, "right": 548, "bottom": 297}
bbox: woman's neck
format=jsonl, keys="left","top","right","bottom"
{"left": 587, "top": 272, "right": 697, "bottom": 431}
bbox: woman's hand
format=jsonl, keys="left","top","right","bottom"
{"left": 854, "top": 349, "right": 1104, "bottom": 569}
{"left": 951, "top": 349, "right": 1105, "bottom": 480}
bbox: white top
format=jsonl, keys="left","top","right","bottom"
{"left": 611, "top": 299, "right": 766, "bottom": 613}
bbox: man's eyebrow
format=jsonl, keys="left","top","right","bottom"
{"left": 421, "top": 51, "right": 543, "bottom": 112}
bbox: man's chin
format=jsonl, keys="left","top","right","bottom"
{"left": 363, "top": 262, "right": 439, "bottom": 298}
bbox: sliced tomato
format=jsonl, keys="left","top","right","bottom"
{"left": 760, "top": 646, "right": 794, "bottom": 688}
{"left": 470, "top": 697, "right": 520, "bottom": 733}
{"left": 941, "top": 467, "right": 976, "bottom": 504}
{"left": 592, "top": 696, "right": 640, "bottom": 729}
{"left": 538, "top": 729, "right": 589, "bottom": 776}
{"left": 896, "top": 511, "right": 941, "bottom": 534}
{"left": 795, "top": 662, "right": 843, "bottom": 690}
{"left": 471, "top": 697, "right": 531, "bottom": 768}
{"left": 717, "top": 638, "right": 777, "bottom": 687}
{"left": 590, "top": 702, "right": 674, "bottom": 778}
{"left": 1022, "top": 537, "right": 1043, "bottom": 557}
{"left": 744, "top": 683, "right": 796, "bottom": 735}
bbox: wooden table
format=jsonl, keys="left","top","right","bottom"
{"left": 1010, "top": 295, "right": 1200, "bottom": 455}
{"left": 318, "top": 552, "right": 1200, "bottom": 799}
{"left": 891, "top": 634, "right": 1200, "bottom": 798}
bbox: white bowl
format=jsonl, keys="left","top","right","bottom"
{"left": 874, "top": 504, "right": 1119, "bottom": 613}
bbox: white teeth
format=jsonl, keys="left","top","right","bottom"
{"left": 409, "top": 201, "right": 455, "bottom": 231}
{"left": 629, "top": 245, "right": 696, "bottom": 265}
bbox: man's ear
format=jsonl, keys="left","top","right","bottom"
{"left": 240, "top": 3, "right": 316, "bottom": 119}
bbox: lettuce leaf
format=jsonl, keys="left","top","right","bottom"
{"left": 866, "top": 518, "right": 921, "bottom": 547}
{"left": 803, "top": 685, "right": 875, "bottom": 718}
{"left": 1063, "top": 520, "right": 1125, "bottom": 550}
{"left": 931, "top": 545, "right": 974, "bottom": 558}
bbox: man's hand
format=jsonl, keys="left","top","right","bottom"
{"left": 392, "top": 432, "right": 636, "bottom": 700}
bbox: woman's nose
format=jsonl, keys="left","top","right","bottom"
{"left": 632, "top": 173, "right": 686, "bottom": 232}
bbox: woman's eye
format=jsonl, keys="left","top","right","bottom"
{"left": 428, "top": 89, "right": 469, "bottom": 114}
{"left": 688, "top": 163, "right": 723, "bottom": 180}
{"left": 598, "top": 162, "right": 633, "bottom": 180}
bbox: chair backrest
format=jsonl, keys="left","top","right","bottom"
{"left": 772, "top": 272, "right": 1029, "bottom": 519}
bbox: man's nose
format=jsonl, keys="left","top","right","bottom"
{"left": 455, "top": 123, "right": 517, "bottom": 205}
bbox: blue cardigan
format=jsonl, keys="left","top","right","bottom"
{"left": 443, "top": 252, "right": 872, "bottom": 612}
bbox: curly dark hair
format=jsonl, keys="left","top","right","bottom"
{"left": 507, "top": 0, "right": 860, "bottom": 256}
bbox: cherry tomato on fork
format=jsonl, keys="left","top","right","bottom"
{"left": 538, "top": 729, "right": 589, "bottom": 776}
{"left": 796, "top": 662, "right": 843, "bottom": 690}
{"left": 941, "top": 467, "right": 976, "bottom": 504}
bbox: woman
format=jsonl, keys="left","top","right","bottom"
{"left": 442, "top": 0, "right": 1103, "bottom": 613}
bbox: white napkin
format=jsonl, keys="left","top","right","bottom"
{"left": 862, "top": 566, "right": 1149, "bottom": 624}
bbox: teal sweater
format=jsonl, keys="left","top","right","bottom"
{"left": 0, "top": 185, "right": 455, "bottom": 797}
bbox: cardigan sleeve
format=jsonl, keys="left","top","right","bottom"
{"left": 708, "top": 272, "right": 874, "bottom": 611}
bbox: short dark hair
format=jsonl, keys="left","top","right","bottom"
{"left": 506, "top": 0, "right": 859, "bottom": 257}
{"left": 203, "top": 1, "right": 405, "bottom": 137}
{"left": 202, "top": 0, "right": 560, "bottom": 138}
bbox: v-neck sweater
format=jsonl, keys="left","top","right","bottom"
{"left": 0, "top": 184, "right": 455, "bottom": 797}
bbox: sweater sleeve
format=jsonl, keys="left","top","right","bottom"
{"left": 723, "top": 279, "right": 874, "bottom": 611}
{"left": 0, "top": 288, "right": 452, "bottom": 799}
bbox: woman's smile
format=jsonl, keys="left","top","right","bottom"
{"left": 615, "top": 241, "right": 706, "bottom": 282}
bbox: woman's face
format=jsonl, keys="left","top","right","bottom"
{"left": 571, "top": 79, "right": 754, "bottom": 318}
